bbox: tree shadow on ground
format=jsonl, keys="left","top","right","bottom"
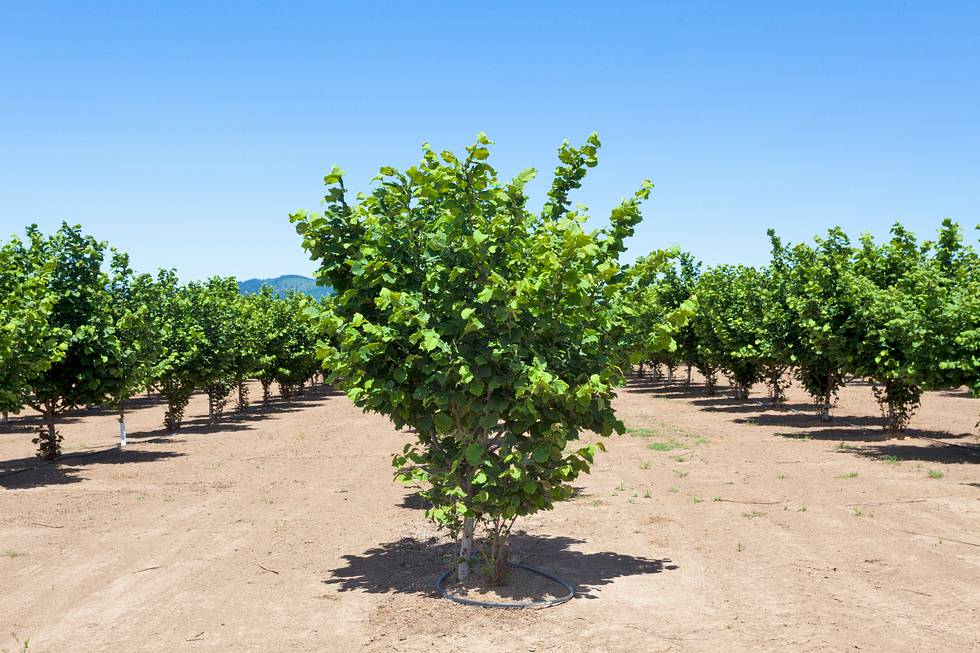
{"left": 0, "top": 447, "right": 184, "bottom": 489}
{"left": 625, "top": 381, "right": 720, "bottom": 400}
{"left": 776, "top": 426, "right": 978, "bottom": 444}
{"left": 688, "top": 397, "right": 815, "bottom": 414}
{"left": 936, "top": 387, "right": 975, "bottom": 399}
{"left": 266, "top": 385, "right": 344, "bottom": 405}
{"left": 737, "top": 412, "right": 883, "bottom": 428}
{"left": 0, "top": 414, "right": 87, "bottom": 435}
{"left": 126, "top": 399, "right": 322, "bottom": 441}
{"left": 323, "top": 532, "right": 677, "bottom": 600}
{"left": 851, "top": 442, "right": 980, "bottom": 465}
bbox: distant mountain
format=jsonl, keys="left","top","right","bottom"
{"left": 238, "top": 275, "right": 332, "bottom": 299}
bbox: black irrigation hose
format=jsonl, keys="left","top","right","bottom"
{"left": 437, "top": 562, "right": 575, "bottom": 609}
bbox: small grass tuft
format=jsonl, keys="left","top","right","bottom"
{"left": 627, "top": 427, "right": 655, "bottom": 438}
{"left": 736, "top": 542, "right": 745, "bottom": 552}
{"left": 839, "top": 471, "right": 859, "bottom": 479}
{"left": 691, "top": 495, "right": 703, "bottom": 504}
{"left": 927, "top": 469, "right": 944, "bottom": 479}
{"left": 671, "top": 455, "right": 687, "bottom": 463}
{"left": 647, "top": 440, "right": 683, "bottom": 452}
{"left": 881, "top": 455, "right": 901, "bottom": 465}
{"left": 639, "top": 459, "right": 651, "bottom": 470}
{"left": 741, "top": 510, "right": 765, "bottom": 519}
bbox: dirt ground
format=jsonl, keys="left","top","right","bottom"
{"left": 1, "top": 375, "right": 978, "bottom": 652}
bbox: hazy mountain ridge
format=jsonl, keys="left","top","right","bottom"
{"left": 237, "top": 274, "right": 332, "bottom": 299}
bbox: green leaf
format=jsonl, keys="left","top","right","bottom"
{"left": 463, "top": 443, "right": 485, "bottom": 466}
{"left": 433, "top": 412, "right": 452, "bottom": 432}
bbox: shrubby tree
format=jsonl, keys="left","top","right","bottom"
{"left": 250, "top": 287, "right": 321, "bottom": 402}
{"left": 849, "top": 222, "right": 974, "bottom": 432}
{"left": 106, "top": 256, "right": 162, "bottom": 444}
{"left": 660, "top": 252, "right": 701, "bottom": 386}
{"left": 775, "top": 229, "right": 859, "bottom": 420}
{"left": 293, "top": 134, "right": 680, "bottom": 583}
{"left": 20, "top": 224, "right": 132, "bottom": 459}
{"left": 0, "top": 232, "right": 66, "bottom": 424}
{"left": 185, "top": 277, "right": 257, "bottom": 424}
{"left": 153, "top": 270, "right": 206, "bottom": 431}
{"left": 614, "top": 250, "right": 695, "bottom": 379}
{"left": 693, "top": 265, "right": 768, "bottom": 399}
{"left": 934, "top": 222, "right": 979, "bottom": 414}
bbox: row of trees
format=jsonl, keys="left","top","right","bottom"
{"left": 291, "top": 134, "right": 976, "bottom": 586}
{"left": 632, "top": 220, "right": 979, "bottom": 433}
{"left": 0, "top": 224, "right": 322, "bottom": 459}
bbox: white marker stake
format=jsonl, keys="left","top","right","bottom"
{"left": 119, "top": 418, "right": 127, "bottom": 448}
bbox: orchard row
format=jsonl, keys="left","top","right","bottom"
{"left": 288, "top": 134, "right": 977, "bottom": 580}
{"left": 622, "top": 220, "right": 978, "bottom": 432}
{"left": 0, "top": 224, "right": 322, "bottom": 460}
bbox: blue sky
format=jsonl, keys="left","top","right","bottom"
{"left": 1, "top": 1, "right": 978, "bottom": 280}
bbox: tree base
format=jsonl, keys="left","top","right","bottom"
{"left": 437, "top": 562, "right": 574, "bottom": 609}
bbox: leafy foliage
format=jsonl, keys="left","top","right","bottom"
{"left": 293, "top": 133, "right": 677, "bottom": 582}
{"left": 249, "top": 287, "right": 320, "bottom": 401}
{"left": 0, "top": 232, "right": 66, "bottom": 418}
{"left": 693, "top": 265, "right": 769, "bottom": 399}
{"left": 16, "top": 225, "right": 133, "bottom": 458}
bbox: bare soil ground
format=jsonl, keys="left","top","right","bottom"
{"left": 1, "top": 377, "right": 978, "bottom": 652}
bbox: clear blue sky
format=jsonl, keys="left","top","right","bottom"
{"left": 1, "top": 2, "right": 978, "bottom": 280}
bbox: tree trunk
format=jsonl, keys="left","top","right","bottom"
{"left": 820, "top": 372, "right": 833, "bottom": 422}
{"left": 46, "top": 410, "right": 57, "bottom": 453}
{"left": 237, "top": 382, "right": 248, "bottom": 412}
{"left": 118, "top": 402, "right": 127, "bottom": 449}
{"left": 686, "top": 364, "right": 692, "bottom": 387}
{"left": 208, "top": 393, "right": 215, "bottom": 425}
{"left": 1, "top": 410, "right": 7, "bottom": 426}
{"left": 37, "top": 402, "right": 62, "bottom": 460}
{"left": 458, "top": 516, "right": 475, "bottom": 580}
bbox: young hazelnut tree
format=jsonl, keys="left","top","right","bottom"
{"left": 0, "top": 231, "right": 66, "bottom": 425}
{"left": 19, "top": 224, "right": 131, "bottom": 459}
{"left": 693, "top": 265, "right": 769, "bottom": 400}
{"left": 293, "top": 133, "right": 675, "bottom": 584}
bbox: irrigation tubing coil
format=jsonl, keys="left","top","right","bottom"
{"left": 437, "top": 562, "right": 575, "bottom": 609}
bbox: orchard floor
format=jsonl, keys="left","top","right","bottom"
{"left": 1, "top": 377, "right": 979, "bottom": 653}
